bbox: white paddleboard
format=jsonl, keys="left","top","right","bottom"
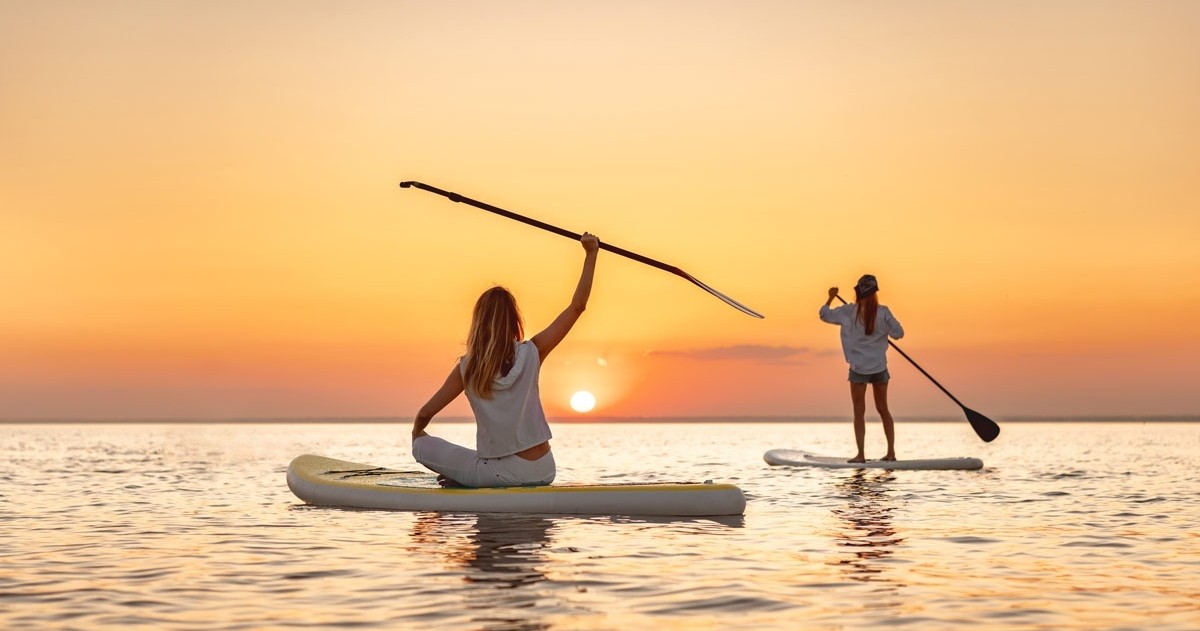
{"left": 287, "top": 454, "right": 746, "bottom": 516}
{"left": 764, "top": 449, "right": 983, "bottom": 471}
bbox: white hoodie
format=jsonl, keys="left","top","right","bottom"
{"left": 459, "top": 340, "right": 553, "bottom": 458}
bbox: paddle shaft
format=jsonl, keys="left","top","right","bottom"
{"left": 401, "top": 182, "right": 683, "bottom": 274}
{"left": 399, "top": 181, "right": 763, "bottom": 318}
{"left": 835, "top": 295, "right": 966, "bottom": 408}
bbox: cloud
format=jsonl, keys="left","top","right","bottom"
{"left": 647, "top": 344, "right": 829, "bottom": 364}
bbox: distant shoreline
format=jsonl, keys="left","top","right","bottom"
{"left": 3, "top": 415, "right": 1198, "bottom": 424}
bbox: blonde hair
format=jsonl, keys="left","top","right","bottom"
{"left": 463, "top": 287, "right": 524, "bottom": 398}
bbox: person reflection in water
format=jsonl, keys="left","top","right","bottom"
{"left": 410, "top": 513, "right": 552, "bottom": 588}
{"left": 409, "top": 513, "right": 555, "bottom": 630}
{"left": 411, "top": 233, "right": 600, "bottom": 487}
{"left": 832, "top": 469, "right": 904, "bottom": 584}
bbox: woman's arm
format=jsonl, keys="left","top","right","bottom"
{"left": 819, "top": 287, "right": 844, "bottom": 323}
{"left": 532, "top": 232, "right": 599, "bottom": 361}
{"left": 885, "top": 309, "right": 905, "bottom": 340}
{"left": 412, "top": 362, "right": 465, "bottom": 441}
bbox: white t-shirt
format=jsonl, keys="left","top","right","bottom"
{"left": 460, "top": 340, "right": 553, "bottom": 458}
{"left": 819, "top": 303, "right": 904, "bottom": 374}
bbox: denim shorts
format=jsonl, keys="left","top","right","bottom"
{"left": 849, "top": 369, "right": 890, "bottom": 384}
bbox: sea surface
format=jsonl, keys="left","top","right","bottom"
{"left": 2, "top": 420, "right": 1198, "bottom": 630}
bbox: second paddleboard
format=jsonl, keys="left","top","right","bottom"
{"left": 764, "top": 449, "right": 982, "bottom": 470}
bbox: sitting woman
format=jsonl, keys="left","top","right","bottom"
{"left": 411, "top": 233, "right": 599, "bottom": 487}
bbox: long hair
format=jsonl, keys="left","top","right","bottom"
{"left": 855, "top": 292, "right": 879, "bottom": 336}
{"left": 463, "top": 286, "right": 524, "bottom": 399}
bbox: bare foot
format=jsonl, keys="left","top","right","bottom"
{"left": 848, "top": 455, "right": 866, "bottom": 464}
{"left": 881, "top": 453, "right": 897, "bottom": 462}
{"left": 436, "top": 474, "right": 465, "bottom": 488}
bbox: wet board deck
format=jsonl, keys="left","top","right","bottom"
{"left": 764, "top": 449, "right": 983, "bottom": 471}
{"left": 287, "top": 454, "right": 746, "bottom": 516}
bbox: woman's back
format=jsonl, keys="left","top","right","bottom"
{"left": 819, "top": 301, "right": 903, "bottom": 374}
{"left": 460, "top": 340, "right": 552, "bottom": 459}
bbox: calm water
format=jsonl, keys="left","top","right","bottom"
{"left": 2, "top": 421, "right": 1198, "bottom": 630}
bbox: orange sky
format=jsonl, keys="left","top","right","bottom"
{"left": 3, "top": 2, "right": 1198, "bottom": 420}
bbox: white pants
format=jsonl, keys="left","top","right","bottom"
{"left": 412, "top": 435, "right": 556, "bottom": 488}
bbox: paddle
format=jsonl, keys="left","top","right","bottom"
{"left": 399, "top": 181, "right": 764, "bottom": 318}
{"left": 834, "top": 294, "right": 1000, "bottom": 442}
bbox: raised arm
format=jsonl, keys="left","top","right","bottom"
{"left": 412, "top": 362, "right": 465, "bottom": 441}
{"left": 532, "top": 232, "right": 599, "bottom": 361}
{"left": 824, "top": 287, "right": 839, "bottom": 307}
{"left": 819, "top": 287, "right": 844, "bottom": 323}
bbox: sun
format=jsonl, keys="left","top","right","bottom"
{"left": 569, "top": 390, "right": 596, "bottom": 413}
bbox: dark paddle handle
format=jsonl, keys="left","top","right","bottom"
{"left": 399, "top": 181, "right": 684, "bottom": 277}
{"left": 884, "top": 339, "right": 964, "bottom": 408}
{"left": 400, "top": 180, "right": 764, "bottom": 318}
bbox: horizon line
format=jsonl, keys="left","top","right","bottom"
{"left": 2, "top": 414, "right": 1198, "bottom": 424}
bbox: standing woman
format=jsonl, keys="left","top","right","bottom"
{"left": 411, "top": 233, "right": 599, "bottom": 487}
{"left": 820, "top": 274, "right": 905, "bottom": 463}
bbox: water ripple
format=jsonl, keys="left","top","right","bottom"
{"left": 2, "top": 422, "right": 1198, "bottom": 630}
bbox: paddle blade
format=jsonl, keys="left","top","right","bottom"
{"left": 964, "top": 406, "right": 1000, "bottom": 442}
{"left": 681, "top": 272, "right": 764, "bottom": 319}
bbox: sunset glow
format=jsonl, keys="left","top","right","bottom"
{"left": 2, "top": 2, "right": 1198, "bottom": 420}
{"left": 569, "top": 391, "right": 597, "bottom": 414}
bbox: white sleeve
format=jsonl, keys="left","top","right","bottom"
{"left": 820, "top": 303, "right": 850, "bottom": 325}
{"left": 885, "top": 309, "right": 904, "bottom": 340}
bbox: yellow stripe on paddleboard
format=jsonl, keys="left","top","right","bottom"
{"left": 289, "top": 455, "right": 736, "bottom": 495}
